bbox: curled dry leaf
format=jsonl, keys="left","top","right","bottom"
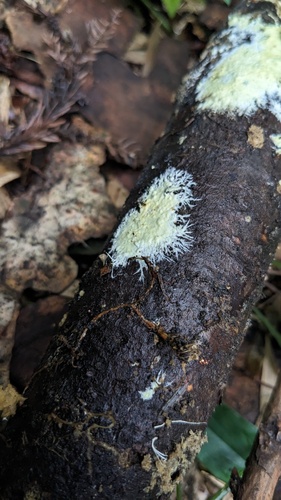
{"left": 0, "top": 188, "right": 12, "bottom": 219}
{"left": 22, "top": 0, "right": 68, "bottom": 15}
{"left": 0, "top": 142, "right": 115, "bottom": 294}
{"left": 106, "top": 176, "right": 130, "bottom": 209}
{"left": 0, "top": 383, "right": 25, "bottom": 417}
{"left": 0, "top": 75, "right": 11, "bottom": 125}
{"left": 4, "top": 8, "right": 51, "bottom": 76}
{"left": 0, "top": 158, "right": 21, "bottom": 187}
{"left": 0, "top": 143, "right": 116, "bottom": 384}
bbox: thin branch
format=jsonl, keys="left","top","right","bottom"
{"left": 232, "top": 370, "right": 281, "bottom": 500}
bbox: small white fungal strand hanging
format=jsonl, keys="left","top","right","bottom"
{"left": 108, "top": 166, "right": 196, "bottom": 278}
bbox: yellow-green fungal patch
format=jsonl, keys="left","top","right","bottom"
{"left": 196, "top": 13, "right": 281, "bottom": 119}
{"left": 109, "top": 167, "right": 196, "bottom": 277}
{"left": 270, "top": 134, "right": 281, "bottom": 154}
{"left": 145, "top": 430, "right": 206, "bottom": 495}
{"left": 139, "top": 371, "right": 166, "bottom": 401}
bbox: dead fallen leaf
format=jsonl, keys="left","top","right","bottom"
{"left": 0, "top": 383, "right": 25, "bottom": 417}
{"left": 2, "top": 1, "right": 191, "bottom": 165}
{"left": 23, "top": 0, "right": 68, "bottom": 15}
{"left": 80, "top": 37, "right": 191, "bottom": 166}
{"left": 10, "top": 295, "right": 68, "bottom": 390}
{"left": 0, "top": 75, "right": 11, "bottom": 125}
{"left": 258, "top": 336, "right": 278, "bottom": 419}
{"left": 0, "top": 158, "right": 21, "bottom": 187}
{"left": 5, "top": 9, "right": 52, "bottom": 80}
{"left": 106, "top": 176, "right": 129, "bottom": 209}
{"left": 58, "top": 0, "right": 138, "bottom": 57}
{"left": 0, "top": 142, "right": 116, "bottom": 384}
{"left": 0, "top": 187, "right": 12, "bottom": 219}
{"left": 0, "top": 142, "right": 115, "bottom": 295}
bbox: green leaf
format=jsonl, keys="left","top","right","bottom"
{"left": 140, "top": 0, "right": 172, "bottom": 31}
{"left": 162, "top": 0, "right": 181, "bottom": 18}
{"left": 176, "top": 482, "right": 183, "bottom": 500}
{"left": 224, "top": 0, "right": 232, "bottom": 6}
{"left": 271, "top": 259, "right": 281, "bottom": 269}
{"left": 197, "top": 404, "right": 257, "bottom": 483}
{"left": 209, "top": 485, "right": 231, "bottom": 500}
{"left": 253, "top": 307, "right": 281, "bottom": 347}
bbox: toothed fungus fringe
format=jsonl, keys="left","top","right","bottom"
{"left": 108, "top": 167, "right": 196, "bottom": 277}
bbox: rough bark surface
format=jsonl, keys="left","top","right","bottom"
{"left": 1, "top": 1, "right": 281, "bottom": 498}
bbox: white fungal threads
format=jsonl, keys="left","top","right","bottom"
{"left": 108, "top": 167, "right": 196, "bottom": 277}
{"left": 151, "top": 419, "right": 207, "bottom": 460}
{"left": 151, "top": 437, "right": 168, "bottom": 461}
{"left": 195, "top": 13, "right": 281, "bottom": 119}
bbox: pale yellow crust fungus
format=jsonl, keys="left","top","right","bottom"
{"left": 109, "top": 167, "right": 196, "bottom": 278}
{"left": 195, "top": 13, "right": 281, "bottom": 120}
{"left": 145, "top": 430, "right": 206, "bottom": 495}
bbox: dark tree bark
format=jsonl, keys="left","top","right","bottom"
{"left": 1, "top": 1, "right": 281, "bottom": 498}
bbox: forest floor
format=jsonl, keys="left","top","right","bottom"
{"left": 0, "top": 0, "right": 281, "bottom": 498}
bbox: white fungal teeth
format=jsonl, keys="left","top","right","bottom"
{"left": 108, "top": 167, "right": 196, "bottom": 278}
{"left": 151, "top": 437, "right": 168, "bottom": 461}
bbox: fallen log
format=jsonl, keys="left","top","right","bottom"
{"left": 1, "top": 1, "right": 281, "bottom": 498}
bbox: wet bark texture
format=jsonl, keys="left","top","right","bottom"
{"left": 1, "top": 1, "right": 281, "bottom": 498}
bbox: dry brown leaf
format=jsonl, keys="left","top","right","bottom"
{"left": 258, "top": 336, "right": 278, "bottom": 421}
{"left": 0, "top": 142, "right": 115, "bottom": 295}
{"left": 106, "top": 177, "right": 129, "bottom": 209}
{"left": 123, "top": 33, "right": 148, "bottom": 66}
{"left": 0, "top": 383, "right": 25, "bottom": 417}
{"left": 0, "top": 158, "right": 21, "bottom": 187}
{"left": 2, "top": 1, "right": 189, "bottom": 165}
{"left": 0, "top": 75, "right": 11, "bottom": 125}
{"left": 80, "top": 37, "right": 191, "bottom": 166}
{"left": 4, "top": 7, "right": 58, "bottom": 85}
{"left": 23, "top": 0, "right": 68, "bottom": 14}
{"left": 0, "top": 142, "right": 116, "bottom": 384}
{"left": 0, "top": 187, "right": 12, "bottom": 219}
{"left": 58, "top": 0, "right": 138, "bottom": 57}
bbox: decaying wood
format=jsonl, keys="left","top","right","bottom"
{"left": 232, "top": 369, "right": 281, "bottom": 500}
{"left": 1, "top": 1, "right": 281, "bottom": 498}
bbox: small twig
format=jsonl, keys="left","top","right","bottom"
{"left": 231, "top": 369, "right": 281, "bottom": 500}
